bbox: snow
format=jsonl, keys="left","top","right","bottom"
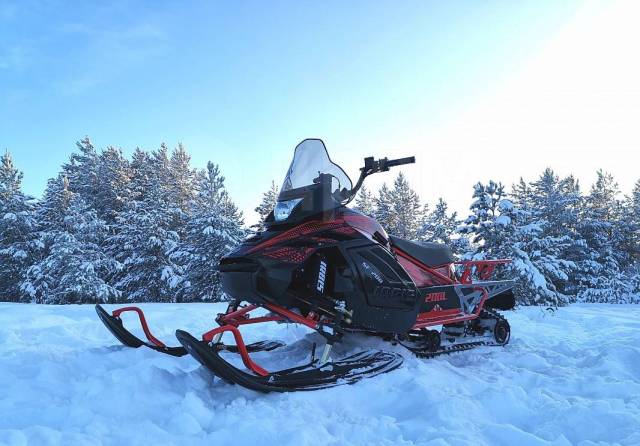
{"left": 495, "top": 215, "right": 512, "bottom": 227}
{"left": 1, "top": 303, "right": 639, "bottom": 446}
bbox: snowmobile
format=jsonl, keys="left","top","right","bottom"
{"left": 96, "top": 138, "right": 515, "bottom": 392}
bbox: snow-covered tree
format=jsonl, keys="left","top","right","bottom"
{"left": 21, "top": 179, "right": 119, "bottom": 304}
{"left": 511, "top": 169, "right": 585, "bottom": 301}
{"left": 110, "top": 198, "right": 182, "bottom": 302}
{"left": 95, "top": 146, "right": 131, "bottom": 224}
{"left": 458, "top": 180, "right": 570, "bottom": 306}
{"left": 168, "top": 144, "right": 197, "bottom": 214}
{"left": 389, "top": 173, "right": 423, "bottom": 239}
{"left": 354, "top": 185, "right": 375, "bottom": 217}
{"left": 253, "top": 180, "right": 279, "bottom": 231}
{"left": 129, "top": 148, "right": 154, "bottom": 201}
{"left": 62, "top": 137, "right": 100, "bottom": 205}
{"left": 626, "top": 179, "right": 640, "bottom": 263}
{"left": 0, "top": 152, "right": 37, "bottom": 302}
{"left": 374, "top": 173, "right": 423, "bottom": 239}
{"left": 576, "top": 170, "right": 632, "bottom": 303}
{"left": 373, "top": 183, "right": 394, "bottom": 231}
{"left": 172, "top": 162, "right": 245, "bottom": 301}
{"left": 109, "top": 146, "right": 184, "bottom": 302}
{"left": 419, "top": 198, "right": 455, "bottom": 244}
{"left": 418, "top": 198, "right": 469, "bottom": 255}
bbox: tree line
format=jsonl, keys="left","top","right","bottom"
{"left": 1, "top": 139, "right": 244, "bottom": 304}
{"left": 1, "top": 139, "right": 639, "bottom": 305}
{"left": 350, "top": 171, "right": 640, "bottom": 305}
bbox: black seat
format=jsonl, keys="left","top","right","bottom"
{"left": 389, "top": 235, "right": 454, "bottom": 267}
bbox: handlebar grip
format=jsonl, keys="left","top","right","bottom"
{"left": 386, "top": 156, "right": 415, "bottom": 167}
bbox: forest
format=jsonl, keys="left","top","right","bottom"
{"left": 1, "top": 139, "right": 639, "bottom": 306}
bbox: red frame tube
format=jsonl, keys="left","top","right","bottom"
{"left": 393, "top": 248, "right": 454, "bottom": 285}
{"left": 111, "top": 306, "right": 167, "bottom": 348}
{"left": 201, "top": 325, "right": 269, "bottom": 376}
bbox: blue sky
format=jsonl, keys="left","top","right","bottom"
{"left": 6, "top": 0, "right": 636, "bottom": 224}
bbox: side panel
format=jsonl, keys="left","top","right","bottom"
{"left": 341, "top": 241, "right": 422, "bottom": 333}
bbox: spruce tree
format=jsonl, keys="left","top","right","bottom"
{"left": 458, "top": 181, "right": 568, "bottom": 306}
{"left": 109, "top": 146, "right": 183, "bottom": 302}
{"left": 354, "top": 185, "right": 375, "bottom": 217}
{"left": 253, "top": 180, "right": 279, "bottom": 231}
{"left": 577, "top": 170, "right": 631, "bottom": 302}
{"left": 0, "top": 152, "right": 37, "bottom": 302}
{"left": 95, "top": 146, "right": 132, "bottom": 224}
{"left": 173, "top": 162, "right": 245, "bottom": 301}
{"left": 374, "top": 183, "right": 394, "bottom": 232}
{"left": 419, "top": 198, "right": 456, "bottom": 245}
{"left": 388, "top": 173, "right": 423, "bottom": 239}
{"left": 21, "top": 178, "right": 119, "bottom": 304}
{"left": 62, "top": 137, "right": 100, "bottom": 206}
{"left": 514, "top": 169, "right": 584, "bottom": 301}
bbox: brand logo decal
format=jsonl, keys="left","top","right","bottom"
{"left": 374, "top": 286, "right": 417, "bottom": 302}
{"left": 425, "top": 291, "right": 447, "bottom": 303}
{"left": 316, "top": 260, "right": 327, "bottom": 293}
{"left": 361, "top": 261, "right": 384, "bottom": 284}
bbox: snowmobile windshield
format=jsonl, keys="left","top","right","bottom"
{"left": 278, "top": 139, "right": 352, "bottom": 203}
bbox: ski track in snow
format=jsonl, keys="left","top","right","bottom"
{"left": 0, "top": 304, "right": 639, "bottom": 446}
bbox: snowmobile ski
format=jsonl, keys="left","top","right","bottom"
{"left": 175, "top": 329, "right": 403, "bottom": 392}
{"left": 96, "top": 304, "right": 284, "bottom": 357}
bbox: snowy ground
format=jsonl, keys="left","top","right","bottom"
{"left": 0, "top": 303, "right": 639, "bottom": 446}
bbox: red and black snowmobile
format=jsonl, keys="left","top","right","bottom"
{"left": 96, "top": 139, "right": 515, "bottom": 392}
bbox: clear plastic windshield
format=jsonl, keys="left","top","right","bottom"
{"left": 278, "top": 139, "right": 352, "bottom": 202}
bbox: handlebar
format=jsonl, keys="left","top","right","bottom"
{"left": 342, "top": 154, "right": 415, "bottom": 203}
{"left": 385, "top": 156, "right": 415, "bottom": 169}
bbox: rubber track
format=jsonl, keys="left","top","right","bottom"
{"left": 402, "top": 309, "right": 509, "bottom": 359}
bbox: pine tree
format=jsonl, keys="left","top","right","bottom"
{"left": 457, "top": 181, "right": 510, "bottom": 254}
{"left": 513, "top": 169, "right": 584, "bottom": 301}
{"left": 419, "top": 198, "right": 455, "bottom": 244}
{"left": 110, "top": 198, "right": 182, "bottom": 302}
{"left": 169, "top": 144, "right": 197, "bottom": 214}
{"left": 354, "top": 185, "right": 375, "bottom": 217}
{"left": 0, "top": 152, "right": 37, "bottom": 302}
{"left": 577, "top": 170, "right": 631, "bottom": 302}
{"left": 388, "top": 173, "right": 423, "bottom": 239}
{"left": 21, "top": 179, "right": 119, "bottom": 304}
{"left": 374, "top": 183, "right": 394, "bottom": 232}
{"left": 253, "top": 180, "right": 279, "bottom": 231}
{"left": 458, "top": 181, "right": 569, "bottom": 306}
{"left": 95, "top": 146, "right": 132, "bottom": 224}
{"left": 62, "top": 137, "right": 100, "bottom": 207}
{"left": 626, "top": 179, "right": 640, "bottom": 263}
{"left": 173, "top": 162, "right": 245, "bottom": 301}
{"left": 129, "top": 148, "right": 154, "bottom": 202}
{"left": 109, "top": 146, "right": 182, "bottom": 302}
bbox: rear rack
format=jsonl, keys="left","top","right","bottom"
{"left": 455, "top": 259, "right": 512, "bottom": 284}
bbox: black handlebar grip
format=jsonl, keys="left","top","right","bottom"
{"left": 386, "top": 156, "right": 415, "bottom": 167}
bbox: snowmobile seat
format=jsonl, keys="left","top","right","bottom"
{"left": 389, "top": 235, "right": 455, "bottom": 267}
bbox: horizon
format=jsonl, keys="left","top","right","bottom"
{"left": 2, "top": 0, "right": 639, "bottom": 224}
